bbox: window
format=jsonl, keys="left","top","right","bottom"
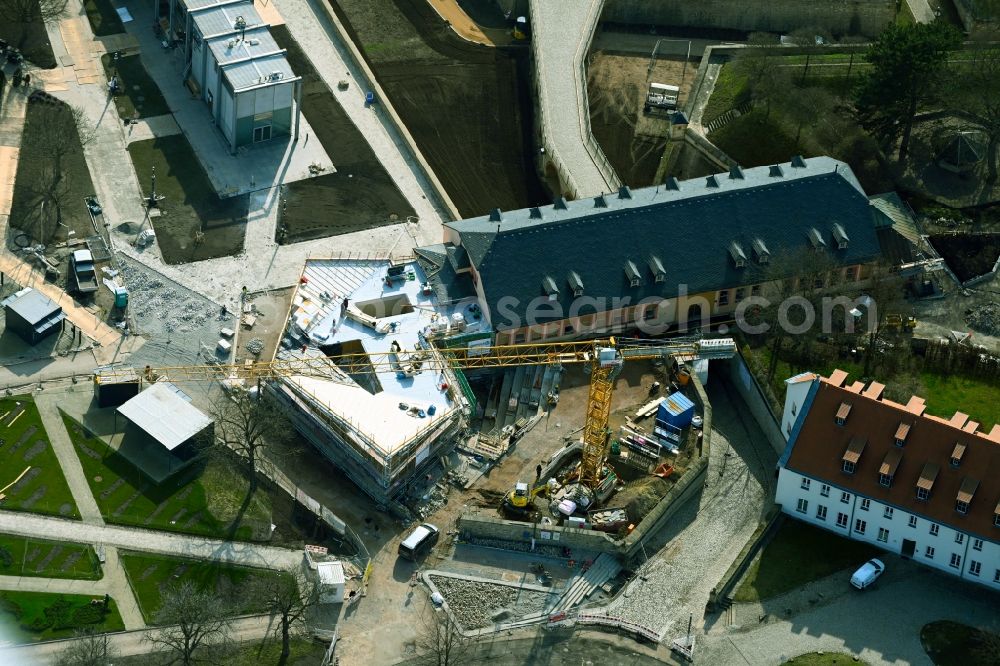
{"left": 884, "top": 507, "right": 894, "bottom": 520}
{"left": 930, "top": 524, "right": 940, "bottom": 536}
{"left": 718, "top": 290, "right": 729, "bottom": 306}
{"left": 796, "top": 498, "right": 808, "bottom": 513}
{"left": 820, "top": 484, "right": 830, "bottom": 498}
{"left": 854, "top": 519, "right": 867, "bottom": 534}
{"left": 925, "top": 546, "right": 935, "bottom": 559}
{"left": 842, "top": 460, "right": 855, "bottom": 474}
{"left": 563, "top": 324, "right": 575, "bottom": 335}
{"left": 751, "top": 284, "right": 761, "bottom": 296}
{"left": 816, "top": 505, "right": 828, "bottom": 521}
{"left": 995, "top": 513, "right": 1000, "bottom": 528}
{"left": 514, "top": 332, "right": 526, "bottom": 344}
{"left": 643, "top": 306, "right": 657, "bottom": 321}
{"left": 917, "top": 487, "right": 930, "bottom": 501}
{"left": 860, "top": 499, "right": 870, "bottom": 511}
{"left": 813, "top": 276, "right": 825, "bottom": 289}
{"left": 845, "top": 266, "right": 857, "bottom": 281}
{"left": 801, "top": 478, "right": 811, "bottom": 491}
{"left": 950, "top": 553, "right": 962, "bottom": 569}
{"left": 970, "top": 560, "right": 982, "bottom": 577}
{"left": 841, "top": 492, "right": 850, "bottom": 504}
{"left": 735, "top": 288, "right": 746, "bottom": 303}
{"left": 994, "top": 569, "right": 1000, "bottom": 584}
{"left": 908, "top": 515, "right": 918, "bottom": 528}
{"left": 955, "top": 533, "right": 965, "bottom": 545}
{"left": 973, "top": 538, "right": 983, "bottom": 552}
{"left": 877, "top": 528, "right": 889, "bottom": 543}
{"left": 956, "top": 500, "right": 969, "bottom": 515}
{"left": 879, "top": 473, "right": 893, "bottom": 488}
{"left": 836, "top": 512, "right": 849, "bottom": 528}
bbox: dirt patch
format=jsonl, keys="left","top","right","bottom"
{"left": 234, "top": 287, "right": 295, "bottom": 364}
{"left": 929, "top": 233, "right": 1000, "bottom": 283}
{"left": 127, "top": 136, "right": 247, "bottom": 264}
{"left": 588, "top": 51, "right": 696, "bottom": 187}
{"left": 269, "top": 26, "right": 415, "bottom": 244}
{"left": 330, "top": 0, "right": 548, "bottom": 217}
{"left": 21, "top": 440, "right": 48, "bottom": 463}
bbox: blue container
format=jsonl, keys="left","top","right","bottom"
{"left": 364, "top": 91, "right": 375, "bottom": 107}
{"left": 427, "top": 404, "right": 436, "bottom": 416}
{"left": 656, "top": 391, "right": 695, "bottom": 429}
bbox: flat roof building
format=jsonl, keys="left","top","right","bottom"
{"left": 167, "top": 0, "right": 301, "bottom": 153}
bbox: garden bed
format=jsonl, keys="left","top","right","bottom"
{"left": 0, "top": 591, "right": 123, "bottom": 642}
{"left": 0, "top": 397, "right": 80, "bottom": 519}
{"left": 0, "top": 534, "right": 102, "bottom": 580}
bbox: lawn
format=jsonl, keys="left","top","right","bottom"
{"left": 0, "top": 19, "right": 56, "bottom": 69}
{"left": 920, "top": 373, "right": 999, "bottom": 431}
{"left": 0, "top": 534, "right": 102, "bottom": 580}
{"left": 62, "top": 412, "right": 272, "bottom": 541}
{"left": 921, "top": 620, "right": 1000, "bottom": 666}
{"left": 0, "top": 591, "right": 124, "bottom": 642}
{"left": 83, "top": 0, "right": 126, "bottom": 36}
{"left": 120, "top": 552, "right": 287, "bottom": 624}
{"left": 784, "top": 653, "right": 871, "bottom": 666}
{"left": 704, "top": 61, "right": 892, "bottom": 194}
{"left": 9, "top": 96, "right": 98, "bottom": 246}
{"left": 733, "top": 520, "right": 879, "bottom": 602}
{"left": 101, "top": 54, "right": 171, "bottom": 119}
{"left": 115, "top": 637, "right": 327, "bottom": 665}
{"left": 127, "top": 136, "right": 248, "bottom": 263}
{"left": 0, "top": 397, "right": 80, "bottom": 520}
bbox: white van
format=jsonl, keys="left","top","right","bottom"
{"left": 850, "top": 558, "right": 885, "bottom": 589}
{"left": 398, "top": 523, "right": 439, "bottom": 561}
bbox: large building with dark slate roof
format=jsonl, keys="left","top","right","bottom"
{"left": 416, "top": 156, "right": 886, "bottom": 344}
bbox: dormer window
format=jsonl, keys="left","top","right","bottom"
{"left": 542, "top": 276, "right": 559, "bottom": 301}
{"left": 729, "top": 242, "right": 747, "bottom": 269}
{"left": 950, "top": 442, "right": 965, "bottom": 467}
{"left": 567, "top": 271, "right": 584, "bottom": 297}
{"left": 894, "top": 422, "right": 911, "bottom": 447}
{"left": 879, "top": 449, "right": 902, "bottom": 488}
{"left": 994, "top": 503, "right": 1000, "bottom": 527}
{"left": 648, "top": 256, "right": 666, "bottom": 283}
{"left": 808, "top": 227, "right": 826, "bottom": 250}
{"left": 917, "top": 462, "right": 939, "bottom": 501}
{"left": 752, "top": 238, "right": 770, "bottom": 264}
{"left": 832, "top": 223, "right": 850, "bottom": 250}
{"left": 842, "top": 435, "right": 866, "bottom": 475}
{"left": 835, "top": 402, "right": 851, "bottom": 426}
{"left": 956, "top": 477, "right": 978, "bottom": 515}
{"left": 624, "top": 261, "right": 641, "bottom": 287}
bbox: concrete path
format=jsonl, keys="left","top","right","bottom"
{"left": 905, "top": 0, "right": 937, "bottom": 23}
{"left": 34, "top": 393, "right": 104, "bottom": 525}
{"left": 122, "top": 113, "right": 182, "bottom": 146}
{"left": 529, "top": 0, "right": 619, "bottom": 199}
{"left": 1, "top": 613, "right": 278, "bottom": 664}
{"left": 0, "top": 512, "right": 305, "bottom": 572}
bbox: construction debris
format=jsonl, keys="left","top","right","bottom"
{"left": 428, "top": 575, "right": 551, "bottom": 630}
{"left": 965, "top": 302, "right": 1000, "bottom": 336}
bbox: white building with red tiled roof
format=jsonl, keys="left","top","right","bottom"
{"left": 777, "top": 369, "right": 1000, "bottom": 590}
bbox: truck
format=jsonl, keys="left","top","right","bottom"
{"left": 644, "top": 82, "right": 679, "bottom": 113}
{"left": 71, "top": 249, "right": 98, "bottom": 294}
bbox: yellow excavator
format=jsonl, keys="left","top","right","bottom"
{"left": 102, "top": 336, "right": 734, "bottom": 502}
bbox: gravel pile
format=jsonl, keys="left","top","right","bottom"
{"left": 246, "top": 337, "right": 265, "bottom": 355}
{"left": 966, "top": 302, "right": 1000, "bottom": 336}
{"left": 429, "top": 575, "right": 550, "bottom": 630}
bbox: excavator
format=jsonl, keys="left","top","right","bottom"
{"left": 100, "top": 335, "right": 734, "bottom": 510}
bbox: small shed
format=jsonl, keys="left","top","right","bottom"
{"left": 1, "top": 288, "right": 65, "bottom": 345}
{"left": 317, "top": 561, "right": 345, "bottom": 603}
{"left": 117, "top": 382, "right": 212, "bottom": 465}
{"left": 657, "top": 391, "right": 695, "bottom": 429}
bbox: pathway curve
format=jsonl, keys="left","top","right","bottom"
{"left": 528, "top": 0, "right": 619, "bottom": 199}
{"left": 0, "top": 512, "right": 305, "bottom": 572}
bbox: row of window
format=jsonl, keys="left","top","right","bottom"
{"left": 796, "top": 496, "right": 985, "bottom": 551}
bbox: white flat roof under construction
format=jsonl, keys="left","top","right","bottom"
{"left": 281, "top": 259, "right": 486, "bottom": 456}
{"left": 117, "top": 382, "right": 212, "bottom": 451}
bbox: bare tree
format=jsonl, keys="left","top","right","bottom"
{"left": 785, "top": 27, "right": 833, "bottom": 82}
{"left": 0, "top": 0, "right": 68, "bottom": 30}
{"left": 251, "top": 571, "right": 320, "bottom": 666}
{"left": 208, "top": 390, "right": 293, "bottom": 507}
{"left": 784, "top": 86, "right": 836, "bottom": 146}
{"left": 15, "top": 99, "right": 94, "bottom": 243}
{"left": 950, "top": 32, "right": 1000, "bottom": 182}
{"left": 417, "top": 609, "right": 469, "bottom": 666}
{"left": 857, "top": 260, "right": 907, "bottom": 378}
{"left": 147, "top": 581, "right": 231, "bottom": 666}
{"left": 57, "top": 629, "right": 117, "bottom": 666}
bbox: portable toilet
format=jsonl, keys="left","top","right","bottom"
{"left": 657, "top": 391, "right": 695, "bottom": 429}
{"left": 113, "top": 285, "right": 129, "bottom": 308}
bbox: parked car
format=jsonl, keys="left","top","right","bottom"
{"left": 850, "top": 558, "right": 885, "bottom": 590}
{"left": 398, "top": 523, "right": 439, "bottom": 561}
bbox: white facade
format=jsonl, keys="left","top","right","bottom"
{"left": 781, "top": 372, "right": 816, "bottom": 440}
{"left": 776, "top": 467, "right": 1000, "bottom": 590}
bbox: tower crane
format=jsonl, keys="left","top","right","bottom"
{"left": 99, "top": 336, "right": 734, "bottom": 494}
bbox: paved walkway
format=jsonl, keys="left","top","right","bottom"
{"left": 122, "top": 113, "right": 182, "bottom": 146}
{"left": 529, "top": 0, "right": 619, "bottom": 199}
{"left": 0, "top": 512, "right": 306, "bottom": 572}
{"left": 1, "top": 613, "right": 278, "bottom": 664}
{"left": 34, "top": 393, "right": 104, "bottom": 524}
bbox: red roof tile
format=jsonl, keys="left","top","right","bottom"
{"left": 786, "top": 375, "right": 1000, "bottom": 542}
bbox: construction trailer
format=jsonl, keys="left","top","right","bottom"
{"left": 1, "top": 288, "right": 65, "bottom": 345}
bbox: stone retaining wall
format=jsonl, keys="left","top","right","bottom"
{"left": 721, "top": 352, "right": 786, "bottom": 456}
